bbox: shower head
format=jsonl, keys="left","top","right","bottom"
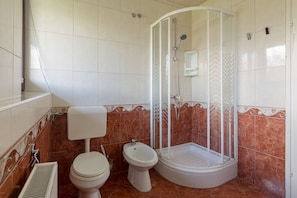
{"left": 180, "top": 34, "right": 187, "bottom": 40}
{"left": 173, "top": 34, "right": 187, "bottom": 53}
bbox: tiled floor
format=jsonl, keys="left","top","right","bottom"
{"left": 59, "top": 169, "right": 278, "bottom": 198}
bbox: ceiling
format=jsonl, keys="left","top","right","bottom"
{"left": 160, "top": 0, "right": 207, "bottom": 7}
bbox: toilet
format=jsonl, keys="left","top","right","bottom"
{"left": 67, "top": 106, "right": 110, "bottom": 198}
{"left": 123, "top": 140, "right": 158, "bottom": 192}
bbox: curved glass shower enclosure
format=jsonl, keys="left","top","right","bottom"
{"left": 150, "top": 7, "right": 237, "bottom": 188}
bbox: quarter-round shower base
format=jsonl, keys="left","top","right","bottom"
{"left": 154, "top": 143, "right": 237, "bottom": 189}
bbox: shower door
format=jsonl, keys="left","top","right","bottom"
{"left": 150, "top": 17, "right": 172, "bottom": 157}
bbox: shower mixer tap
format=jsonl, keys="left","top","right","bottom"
{"left": 171, "top": 95, "right": 180, "bottom": 100}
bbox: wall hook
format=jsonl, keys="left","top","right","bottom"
{"left": 131, "top": 13, "right": 137, "bottom": 18}
{"left": 247, "top": 33, "right": 252, "bottom": 40}
{"left": 265, "top": 27, "right": 270, "bottom": 35}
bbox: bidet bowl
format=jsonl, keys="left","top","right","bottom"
{"left": 123, "top": 142, "right": 158, "bottom": 168}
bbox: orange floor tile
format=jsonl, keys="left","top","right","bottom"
{"left": 59, "top": 169, "right": 278, "bottom": 198}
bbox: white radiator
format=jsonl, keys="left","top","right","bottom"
{"left": 18, "top": 162, "right": 58, "bottom": 198}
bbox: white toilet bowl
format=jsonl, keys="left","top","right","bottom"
{"left": 67, "top": 106, "right": 110, "bottom": 198}
{"left": 123, "top": 142, "right": 158, "bottom": 192}
{"left": 69, "top": 151, "right": 110, "bottom": 198}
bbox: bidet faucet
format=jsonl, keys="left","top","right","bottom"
{"left": 131, "top": 138, "right": 136, "bottom": 145}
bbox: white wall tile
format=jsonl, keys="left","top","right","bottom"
{"left": 98, "top": 7, "right": 121, "bottom": 41}
{"left": 77, "top": 0, "right": 98, "bottom": 5}
{"left": 46, "top": 0, "right": 73, "bottom": 34}
{"left": 11, "top": 102, "right": 33, "bottom": 143}
{"left": 0, "top": 109, "right": 11, "bottom": 155}
{"left": 255, "top": 67, "right": 285, "bottom": 108}
{"left": 13, "top": 57, "right": 22, "bottom": 99}
{"left": 0, "top": 67, "right": 12, "bottom": 101}
{"left": 13, "top": 0, "right": 23, "bottom": 57}
{"left": 98, "top": 0, "right": 121, "bottom": 10}
{"left": 25, "top": 0, "right": 46, "bottom": 31}
{"left": 237, "top": 36, "right": 255, "bottom": 71}
{"left": 140, "top": 0, "right": 157, "bottom": 19}
{"left": 45, "top": 33, "right": 73, "bottom": 70}
{"left": 73, "top": 72, "right": 98, "bottom": 105}
{"left": 25, "top": 30, "right": 46, "bottom": 69}
{"left": 120, "top": 74, "right": 140, "bottom": 104}
{"left": 10, "top": 94, "right": 51, "bottom": 149}
{"left": 255, "top": 25, "right": 286, "bottom": 69}
{"left": 74, "top": 1, "right": 97, "bottom": 38}
{"left": 46, "top": 70, "right": 73, "bottom": 106}
{"left": 238, "top": 70, "right": 256, "bottom": 106}
{"left": 232, "top": 0, "right": 254, "bottom": 38}
{"left": 98, "top": 40, "right": 120, "bottom": 73}
{"left": 97, "top": 73, "right": 120, "bottom": 105}
{"left": 255, "top": 0, "right": 285, "bottom": 32}
{"left": 0, "top": 49, "right": 13, "bottom": 101}
{"left": 120, "top": 12, "right": 139, "bottom": 45}
{"left": 74, "top": 36, "right": 97, "bottom": 72}
{"left": 192, "top": 76, "right": 208, "bottom": 103}
{"left": 139, "top": 74, "right": 150, "bottom": 104}
{"left": 0, "top": 0, "right": 13, "bottom": 52}
{"left": 121, "top": 0, "right": 139, "bottom": 13}
{"left": 120, "top": 43, "right": 139, "bottom": 74}
{"left": 24, "top": 69, "right": 49, "bottom": 92}
{"left": 139, "top": 44, "right": 150, "bottom": 75}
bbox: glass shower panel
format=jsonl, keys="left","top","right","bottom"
{"left": 160, "top": 18, "right": 170, "bottom": 153}
{"left": 151, "top": 18, "right": 171, "bottom": 154}
{"left": 222, "top": 13, "right": 234, "bottom": 159}
{"left": 208, "top": 11, "right": 222, "bottom": 153}
{"left": 151, "top": 24, "right": 160, "bottom": 149}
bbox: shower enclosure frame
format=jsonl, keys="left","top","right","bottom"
{"left": 150, "top": 6, "right": 237, "bottom": 188}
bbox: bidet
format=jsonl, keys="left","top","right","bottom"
{"left": 123, "top": 142, "right": 158, "bottom": 192}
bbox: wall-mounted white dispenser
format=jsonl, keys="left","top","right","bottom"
{"left": 184, "top": 51, "right": 198, "bottom": 77}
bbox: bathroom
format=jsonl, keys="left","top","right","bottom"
{"left": 0, "top": 0, "right": 295, "bottom": 197}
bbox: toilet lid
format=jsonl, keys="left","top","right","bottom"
{"left": 73, "top": 152, "right": 108, "bottom": 177}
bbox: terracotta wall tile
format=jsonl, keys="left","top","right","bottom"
{"left": 255, "top": 116, "right": 285, "bottom": 159}
{"left": 0, "top": 175, "right": 14, "bottom": 198}
{"left": 238, "top": 114, "right": 255, "bottom": 149}
{"left": 238, "top": 109, "right": 286, "bottom": 197}
{"left": 255, "top": 153, "right": 285, "bottom": 197}
{"left": 238, "top": 147, "right": 255, "bottom": 184}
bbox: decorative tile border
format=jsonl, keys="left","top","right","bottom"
{"left": 187, "top": 103, "right": 285, "bottom": 117}
{"left": 238, "top": 106, "right": 286, "bottom": 118}
{"left": 187, "top": 101, "right": 208, "bottom": 109}
{"left": 0, "top": 111, "right": 51, "bottom": 186}
{"left": 105, "top": 104, "right": 150, "bottom": 112}
{"left": 51, "top": 105, "right": 150, "bottom": 115}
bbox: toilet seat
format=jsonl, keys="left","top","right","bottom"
{"left": 73, "top": 151, "right": 108, "bottom": 177}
